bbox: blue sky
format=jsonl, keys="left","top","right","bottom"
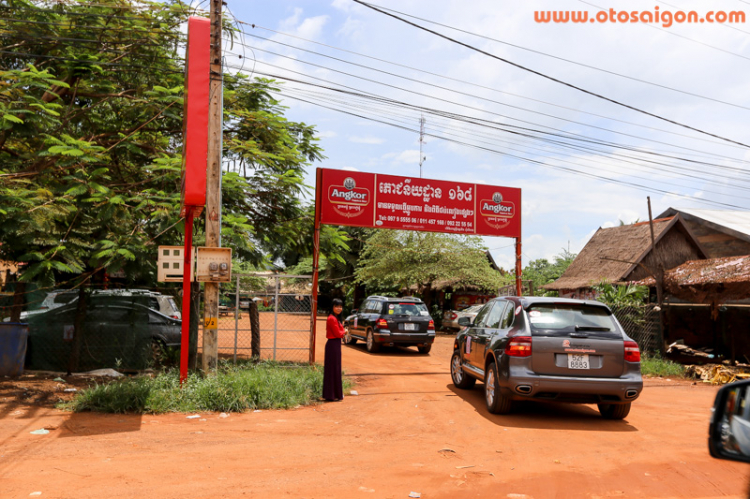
{"left": 211, "top": 0, "right": 750, "bottom": 270}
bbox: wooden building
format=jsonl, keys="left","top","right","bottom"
{"left": 657, "top": 208, "right": 750, "bottom": 258}
{"left": 543, "top": 216, "right": 706, "bottom": 298}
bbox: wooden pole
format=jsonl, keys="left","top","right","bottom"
{"left": 515, "top": 238, "right": 522, "bottom": 296}
{"left": 202, "top": 0, "right": 223, "bottom": 373}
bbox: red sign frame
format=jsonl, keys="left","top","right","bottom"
{"left": 308, "top": 167, "right": 523, "bottom": 364}
{"left": 318, "top": 168, "right": 520, "bottom": 238}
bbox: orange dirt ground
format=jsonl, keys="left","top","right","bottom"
{"left": 1, "top": 318, "right": 748, "bottom": 498}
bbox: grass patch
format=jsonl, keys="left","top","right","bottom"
{"left": 640, "top": 353, "right": 685, "bottom": 378}
{"left": 59, "top": 360, "right": 353, "bottom": 414}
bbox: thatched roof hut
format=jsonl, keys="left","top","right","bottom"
{"left": 658, "top": 208, "right": 750, "bottom": 258}
{"left": 543, "top": 215, "right": 706, "bottom": 296}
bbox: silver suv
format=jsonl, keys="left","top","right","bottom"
{"left": 451, "top": 296, "right": 643, "bottom": 419}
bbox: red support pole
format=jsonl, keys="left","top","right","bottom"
{"left": 310, "top": 169, "right": 323, "bottom": 364}
{"left": 515, "top": 237, "right": 523, "bottom": 296}
{"left": 180, "top": 207, "right": 194, "bottom": 384}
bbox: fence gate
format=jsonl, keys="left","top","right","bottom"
{"left": 209, "top": 273, "right": 313, "bottom": 363}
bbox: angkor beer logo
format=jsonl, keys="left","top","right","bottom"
{"left": 328, "top": 176, "right": 370, "bottom": 218}
{"left": 481, "top": 192, "right": 515, "bottom": 218}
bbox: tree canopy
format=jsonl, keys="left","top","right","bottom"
{"left": 354, "top": 231, "right": 508, "bottom": 298}
{"left": 522, "top": 249, "right": 576, "bottom": 295}
{"left": 0, "top": 0, "right": 345, "bottom": 288}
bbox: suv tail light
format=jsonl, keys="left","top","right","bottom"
{"left": 624, "top": 341, "right": 640, "bottom": 362}
{"left": 449, "top": 312, "right": 457, "bottom": 320}
{"left": 376, "top": 318, "right": 389, "bottom": 329}
{"left": 428, "top": 320, "right": 435, "bottom": 331}
{"left": 505, "top": 336, "right": 532, "bottom": 357}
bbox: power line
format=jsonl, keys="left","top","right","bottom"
{"left": 229, "top": 58, "right": 750, "bottom": 169}
{"left": 245, "top": 22, "right": 747, "bottom": 149}
{"left": 343, "top": 3, "right": 750, "bottom": 113}
{"left": 353, "top": 0, "right": 750, "bottom": 148}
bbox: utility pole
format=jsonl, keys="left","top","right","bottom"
{"left": 419, "top": 114, "right": 426, "bottom": 178}
{"left": 203, "top": 0, "right": 223, "bottom": 372}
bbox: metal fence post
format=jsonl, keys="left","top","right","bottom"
{"left": 273, "top": 276, "right": 279, "bottom": 361}
{"left": 234, "top": 275, "right": 239, "bottom": 364}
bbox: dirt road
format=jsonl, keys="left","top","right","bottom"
{"left": 1, "top": 321, "right": 748, "bottom": 498}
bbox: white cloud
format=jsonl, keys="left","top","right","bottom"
{"left": 349, "top": 135, "right": 385, "bottom": 144}
{"left": 317, "top": 130, "right": 337, "bottom": 138}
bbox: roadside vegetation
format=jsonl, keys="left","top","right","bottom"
{"left": 640, "top": 352, "right": 686, "bottom": 378}
{"left": 60, "top": 360, "right": 352, "bottom": 414}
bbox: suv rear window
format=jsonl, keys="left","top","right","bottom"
{"left": 390, "top": 302, "right": 429, "bottom": 316}
{"left": 526, "top": 304, "right": 621, "bottom": 339}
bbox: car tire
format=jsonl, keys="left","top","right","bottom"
{"left": 366, "top": 328, "right": 380, "bottom": 353}
{"left": 598, "top": 402, "right": 631, "bottom": 420}
{"left": 451, "top": 350, "right": 476, "bottom": 389}
{"left": 151, "top": 339, "right": 167, "bottom": 367}
{"left": 418, "top": 344, "right": 432, "bottom": 354}
{"left": 343, "top": 326, "right": 357, "bottom": 345}
{"left": 485, "top": 360, "right": 513, "bottom": 414}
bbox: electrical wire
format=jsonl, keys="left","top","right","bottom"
{"left": 245, "top": 22, "right": 748, "bottom": 149}
{"left": 349, "top": 3, "right": 750, "bottom": 112}
{"left": 353, "top": 0, "right": 750, "bottom": 148}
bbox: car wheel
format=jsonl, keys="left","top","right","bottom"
{"left": 485, "top": 360, "right": 513, "bottom": 414}
{"left": 598, "top": 402, "right": 631, "bottom": 420}
{"left": 343, "top": 327, "right": 357, "bottom": 345}
{"left": 418, "top": 344, "right": 432, "bottom": 354}
{"left": 151, "top": 339, "right": 166, "bottom": 367}
{"left": 451, "top": 350, "right": 476, "bottom": 389}
{"left": 366, "top": 328, "right": 380, "bottom": 353}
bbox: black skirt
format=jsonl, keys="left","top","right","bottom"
{"left": 323, "top": 338, "right": 343, "bottom": 401}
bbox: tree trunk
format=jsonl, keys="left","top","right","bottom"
{"left": 249, "top": 300, "right": 261, "bottom": 360}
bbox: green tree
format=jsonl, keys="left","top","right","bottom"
{"left": 592, "top": 281, "right": 648, "bottom": 306}
{"left": 0, "top": 0, "right": 341, "bottom": 299}
{"left": 523, "top": 249, "right": 576, "bottom": 296}
{"left": 355, "top": 231, "right": 508, "bottom": 306}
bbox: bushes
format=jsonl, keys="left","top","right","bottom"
{"left": 61, "top": 360, "right": 349, "bottom": 414}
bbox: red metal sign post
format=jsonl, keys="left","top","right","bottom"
{"left": 179, "top": 17, "right": 210, "bottom": 383}
{"left": 310, "top": 167, "right": 522, "bottom": 363}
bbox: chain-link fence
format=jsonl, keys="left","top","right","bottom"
{"left": 200, "top": 273, "right": 312, "bottom": 363}
{"left": 611, "top": 304, "right": 659, "bottom": 353}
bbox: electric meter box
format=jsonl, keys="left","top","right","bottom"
{"left": 157, "top": 246, "right": 195, "bottom": 282}
{"left": 196, "top": 247, "right": 232, "bottom": 282}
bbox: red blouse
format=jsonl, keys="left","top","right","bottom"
{"left": 326, "top": 314, "right": 345, "bottom": 339}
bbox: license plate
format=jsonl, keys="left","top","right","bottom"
{"left": 567, "top": 354, "right": 590, "bottom": 369}
{"left": 404, "top": 323, "right": 417, "bottom": 331}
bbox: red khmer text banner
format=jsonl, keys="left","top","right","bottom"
{"left": 317, "top": 168, "right": 520, "bottom": 238}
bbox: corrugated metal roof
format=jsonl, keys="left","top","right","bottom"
{"left": 659, "top": 208, "right": 750, "bottom": 240}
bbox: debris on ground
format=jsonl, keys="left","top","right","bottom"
{"left": 52, "top": 377, "right": 66, "bottom": 383}
{"left": 219, "top": 413, "right": 229, "bottom": 418}
{"left": 72, "top": 369, "right": 123, "bottom": 378}
{"left": 63, "top": 388, "right": 77, "bottom": 393}
{"left": 30, "top": 429, "right": 49, "bottom": 435}
{"left": 438, "top": 448, "right": 456, "bottom": 454}
{"left": 686, "top": 364, "right": 750, "bottom": 385}
{"left": 186, "top": 415, "right": 200, "bottom": 419}
{"left": 667, "top": 341, "right": 715, "bottom": 359}
{"left": 408, "top": 493, "right": 421, "bottom": 498}
{"left": 350, "top": 390, "right": 359, "bottom": 396}
{"left": 456, "top": 465, "right": 474, "bottom": 469}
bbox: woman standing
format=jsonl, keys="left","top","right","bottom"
{"left": 323, "top": 298, "right": 345, "bottom": 402}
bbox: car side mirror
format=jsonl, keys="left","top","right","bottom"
{"left": 457, "top": 317, "right": 472, "bottom": 327}
{"left": 709, "top": 379, "right": 750, "bottom": 464}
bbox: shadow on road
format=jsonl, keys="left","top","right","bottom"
{"left": 58, "top": 411, "right": 143, "bottom": 438}
{"left": 447, "top": 383, "right": 639, "bottom": 432}
{"left": 343, "top": 343, "right": 430, "bottom": 357}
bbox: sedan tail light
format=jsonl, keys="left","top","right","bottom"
{"left": 376, "top": 318, "right": 389, "bottom": 329}
{"left": 505, "top": 336, "right": 532, "bottom": 357}
{"left": 624, "top": 341, "right": 641, "bottom": 362}
{"left": 449, "top": 312, "right": 457, "bottom": 320}
{"left": 428, "top": 320, "right": 435, "bottom": 330}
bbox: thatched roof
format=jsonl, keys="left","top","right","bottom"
{"left": 640, "top": 255, "right": 750, "bottom": 302}
{"left": 543, "top": 217, "right": 679, "bottom": 291}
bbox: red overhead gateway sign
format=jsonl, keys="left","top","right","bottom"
{"left": 309, "top": 168, "right": 523, "bottom": 364}
{"left": 317, "top": 168, "right": 520, "bottom": 238}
